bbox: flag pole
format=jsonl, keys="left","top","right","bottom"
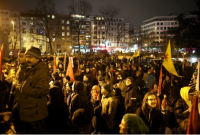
{"left": 171, "top": 74, "right": 173, "bottom": 86}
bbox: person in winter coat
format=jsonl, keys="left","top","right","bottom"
{"left": 122, "top": 65, "right": 130, "bottom": 80}
{"left": 100, "top": 84, "right": 117, "bottom": 134}
{"left": 70, "top": 109, "right": 92, "bottom": 134}
{"left": 119, "top": 114, "right": 149, "bottom": 134}
{"left": 83, "top": 74, "right": 92, "bottom": 100}
{"left": 113, "top": 74, "right": 126, "bottom": 98}
{"left": 164, "top": 86, "right": 180, "bottom": 129}
{"left": 174, "top": 87, "right": 191, "bottom": 125}
{"left": 11, "top": 50, "right": 27, "bottom": 133}
{"left": 113, "top": 88, "right": 125, "bottom": 133}
{"left": 146, "top": 69, "right": 156, "bottom": 89}
{"left": 18, "top": 47, "right": 49, "bottom": 133}
{"left": 69, "top": 81, "right": 88, "bottom": 119}
{"left": 182, "top": 61, "right": 194, "bottom": 87}
{"left": 90, "top": 85, "right": 101, "bottom": 134}
{"left": 46, "top": 81, "right": 66, "bottom": 134}
{"left": 136, "top": 92, "right": 166, "bottom": 134}
{"left": 124, "top": 77, "right": 138, "bottom": 113}
{"left": 162, "top": 75, "right": 171, "bottom": 98}
{"left": 64, "top": 81, "right": 73, "bottom": 106}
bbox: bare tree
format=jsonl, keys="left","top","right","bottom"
{"left": 78, "top": 0, "right": 92, "bottom": 16}
{"left": 28, "top": 0, "right": 61, "bottom": 54}
{"left": 99, "top": 4, "right": 120, "bottom": 49}
{"left": 69, "top": 0, "right": 78, "bottom": 15}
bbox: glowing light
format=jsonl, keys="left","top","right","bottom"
{"left": 191, "top": 57, "right": 197, "bottom": 63}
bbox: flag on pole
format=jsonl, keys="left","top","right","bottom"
{"left": 158, "top": 66, "right": 163, "bottom": 95}
{"left": 53, "top": 56, "right": 57, "bottom": 72}
{"left": 132, "top": 49, "right": 140, "bottom": 57}
{"left": 64, "top": 51, "right": 67, "bottom": 71}
{"left": 162, "top": 41, "right": 181, "bottom": 77}
{"left": 0, "top": 43, "right": 4, "bottom": 77}
{"left": 66, "top": 57, "right": 75, "bottom": 82}
{"left": 187, "top": 96, "right": 199, "bottom": 134}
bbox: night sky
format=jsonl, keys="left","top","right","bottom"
{"left": 0, "top": 0, "right": 197, "bottom": 26}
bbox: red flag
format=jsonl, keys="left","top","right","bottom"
{"left": 158, "top": 66, "right": 162, "bottom": 95}
{"left": 66, "top": 57, "right": 74, "bottom": 82}
{"left": 187, "top": 96, "right": 199, "bottom": 134}
{"left": 0, "top": 43, "right": 4, "bottom": 77}
{"left": 53, "top": 56, "right": 57, "bottom": 72}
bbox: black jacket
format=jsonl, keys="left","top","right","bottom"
{"left": 124, "top": 84, "right": 138, "bottom": 113}
{"left": 136, "top": 107, "right": 166, "bottom": 134}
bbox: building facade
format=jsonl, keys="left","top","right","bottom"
{"left": 140, "top": 15, "right": 196, "bottom": 51}
{"left": 0, "top": 9, "right": 20, "bottom": 55}
{"left": 90, "top": 16, "right": 130, "bottom": 52}
{"left": 70, "top": 14, "right": 91, "bottom": 53}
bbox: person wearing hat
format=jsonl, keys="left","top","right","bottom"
{"left": 18, "top": 46, "right": 49, "bottom": 133}
{"left": 124, "top": 77, "right": 139, "bottom": 113}
{"left": 119, "top": 113, "right": 149, "bottom": 134}
{"left": 100, "top": 84, "right": 117, "bottom": 134}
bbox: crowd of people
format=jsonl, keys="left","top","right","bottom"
{"left": 0, "top": 46, "right": 199, "bottom": 134}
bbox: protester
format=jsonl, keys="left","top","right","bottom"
{"left": 119, "top": 113, "right": 149, "bottom": 134}
{"left": 18, "top": 46, "right": 49, "bottom": 133}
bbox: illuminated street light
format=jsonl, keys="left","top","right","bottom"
{"left": 11, "top": 21, "right": 15, "bottom": 31}
{"left": 69, "top": 46, "right": 72, "bottom": 49}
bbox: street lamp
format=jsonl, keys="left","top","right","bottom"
{"left": 11, "top": 21, "right": 15, "bottom": 31}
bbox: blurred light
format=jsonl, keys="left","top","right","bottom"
{"left": 151, "top": 54, "right": 153, "bottom": 57}
{"left": 191, "top": 57, "right": 197, "bottom": 63}
{"left": 178, "top": 58, "right": 183, "bottom": 61}
{"left": 69, "top": 46, "right": 72, "bottom": 49}
{"left": 193, "top": 50, "right": 195, "bottom": 53}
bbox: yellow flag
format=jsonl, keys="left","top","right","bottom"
{"left": 162, "top": 41, "right": 181, "bottom": 77}
{"left": 132, "top": 49, "right": 140, "bottom": 57}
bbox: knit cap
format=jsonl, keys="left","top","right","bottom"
{"left": 123, "top": 113, "right": 149, "bottom": 134}
{"left": 25, "top": 46, "right": 41, "bottom": 59}
{"left": 102, "top": 83, "right": 111, "bottom": 93}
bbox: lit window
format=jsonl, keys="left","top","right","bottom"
{"left": 52, "top": 15, "right": 55, "bottom": 19}
{"left": 47, "top": 15, "right": 50, "bottom": 18}
{"left": 67, "top": 21, "right": 70, "bottom": 24}
{"left": 62, "top": 32, "right": 65, "bottom": 36}
{"left": 23, "top": 37, "right": 27, "bottom": 42}
{"left": 61, "top": 20, "right": 64, "bottom": 24}
{"left": 62, "top": 26, "right": 65, "bottom": 30}
{"left": 67, "top": 32, "right": 70, "bottom": 36}
{"left": 30, "top": 37, "right": 34, "bottom": 42}
{"left": 30, "top": 21, "right": 33, "bottom": 25}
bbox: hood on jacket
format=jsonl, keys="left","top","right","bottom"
{"left": 123, "top": 113, "right": 149, "bottom": 134}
